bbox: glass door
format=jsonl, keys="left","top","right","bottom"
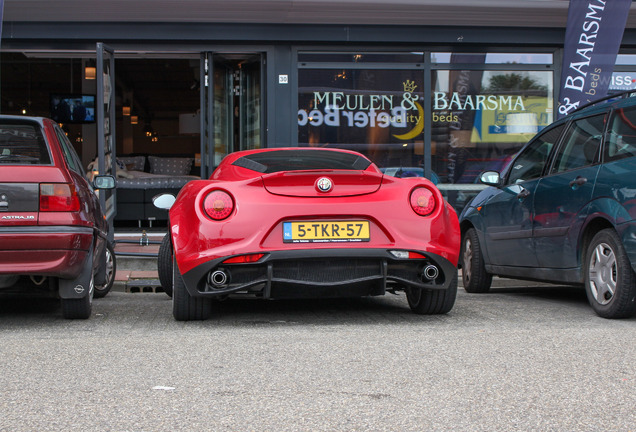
{"left": 96, "top": 42, "right": 116, "bottom": 239}
{"left": 238, "top": 55, "right": 263, "bottom": 151}
{"left": 201, "top": 53, "right": 264, "bottom": 177}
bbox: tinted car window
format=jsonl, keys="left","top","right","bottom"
{"left": 54, "top": 124, "right": 83, "bottom": 175}
{"left": 0, "top": 120, "right": 51, "bottom": 165}
{"left": 606, "top": 106, "right": 636, "bottom": 162}
{"left": 551, "top": 114, "right": 605, "bottom": 174}
{"left": 507, "top": 125, "right": 564, "bottom": 184}
{"left": 233, "top": 149, "right": 372, "bottom": 173}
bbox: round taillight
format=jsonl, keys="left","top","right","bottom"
{"left": 410, "top": 187, "right": 436, "bottom": 216}
{"left": 203, "top": 190, "right": 234, "bottom": 220}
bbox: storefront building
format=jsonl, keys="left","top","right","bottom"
{"left": 2, "top": 0, "right": 636, "bottom": 216}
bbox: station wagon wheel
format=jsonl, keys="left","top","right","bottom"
{"left": 585, "top": 229, "right": 636, "bottom": 319}
{"left": 94, "top": 243, "right": 116, "bottom": 299}
{"left": 172, "top": 257, "right": 212, "bottom": 321}
{"left": 461, "top": 228, "right": 492, "bottom": 293}
{"left": 158, "top": 234, "right": 173, "bottom": 298}
{"left": 406, "top": 273, "right": 457, "bottom": 315}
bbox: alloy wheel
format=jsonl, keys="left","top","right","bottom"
{"left": 462, "top": 236, "right": 473, "bottom": 283}
{"left": 588, "top": 242, "right": 617, "bottom": 306}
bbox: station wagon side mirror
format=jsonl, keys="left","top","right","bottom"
{"left": 92, "top": 175, "right": 116, "bottom": 190}
{"left": 479, "top": 171, "right": 501, "bottom": 187}
{"left": 153, "top": 193, "right": 176, "bottom": 210}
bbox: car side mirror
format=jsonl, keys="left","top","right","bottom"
{"left": 92, "top": 175, "right": 116, "bottom": 190}
{"left": 153, "top": 193, "right": 176, "bottom": 210}
{"left": 479, "top": 171, "right": 501, "bottom": 187}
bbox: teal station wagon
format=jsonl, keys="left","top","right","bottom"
{"left": 459, "top": 91, "right": 636, "bottom": 319}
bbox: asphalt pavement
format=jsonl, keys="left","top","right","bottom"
{"left": 1, "top": 276, "right": 635, "bottom": 431}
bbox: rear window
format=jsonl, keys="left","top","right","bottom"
{"left": 232, "top": 149, "right": 372, "bottom": 173}
{"left": 0, "top": 121, "right": 51, "bottom": 165}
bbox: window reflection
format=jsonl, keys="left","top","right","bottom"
{"left": 431, "top": 52, "right": 553, "bottom": 64}
{"left": 431, "top": 69, "right": 553, "bottom": 209}
{"left": 298, "top": 68, "right": 425, "bottom": 169}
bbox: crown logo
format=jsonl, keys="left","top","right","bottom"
{"left": 403, "top": 80, "right": 417, "bottom": 93}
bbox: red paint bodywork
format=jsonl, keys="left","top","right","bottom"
{"left": 169, "top": 148, "right": 460, "bottom": 277}
{"left": 0, "top": 116, "right": 108, "bottom": 281}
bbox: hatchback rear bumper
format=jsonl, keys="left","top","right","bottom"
{"left": 0, "top": 226, "right": 93, "bottom": 279}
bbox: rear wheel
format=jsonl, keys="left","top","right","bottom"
{"left": 585, "top": 229, "right": 636, "bottom": 319}
{"left": 406, "top": 273, "right": 457, "bottom": 315}
{"left": 158, "top": 234, "right": 173, "bottom": 297}
{"left": 61, "top": 270, "right": 94, "bottom": 319}
{"left": 461, "top": 228, "right": 492, "bottom": 293}
{"left": 94, "top": 243, "right": 116, "bottom": 299}
{"left": 173, "top": 258, "right": 212, "bottom": 321}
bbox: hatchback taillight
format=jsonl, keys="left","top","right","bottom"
{"left": 410, "top": 187, "right": 436, "bottom": 216}
{"left": 40, "top": 183, "right": 80, "bottom": 212}
{"left": 203, "top": 190, "right": 234, "bottom": 220}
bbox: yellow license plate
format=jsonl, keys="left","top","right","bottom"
{"left": 283, "top": 221, "right": 370, "bottom": 243}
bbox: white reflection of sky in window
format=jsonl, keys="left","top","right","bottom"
{"left": 431, "top": 53, "right": 553, "bottom": 64}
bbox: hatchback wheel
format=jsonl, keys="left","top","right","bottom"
{"left": 94, "top": 243, "right": 116, "bottom": 299}
{"left": 61, "top": 269, "right": 94, "bottom": 319}
{"left": 585, "top": 229, "right": 636, "bottom": 319}
{"left": 461, "top": 228, "right": 492, "bottom": 293}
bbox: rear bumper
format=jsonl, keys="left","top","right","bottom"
{"left": 181, "top": 248, "right": 457, "bottom": 299}
{"left": 0, "top": 226, "right": 93, "bottom": 279}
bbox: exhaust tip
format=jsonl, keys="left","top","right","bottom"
{"left": 208, "top": 269, "right": 229, "bottom": 288}
{"left": 422, "top": 264, "right": 439, "bottom": 281}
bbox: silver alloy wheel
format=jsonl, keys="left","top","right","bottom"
{"left": 588, "top": 242, "right": 617, "bottom": 305}
{"left": 103, "top": 248, "right": 114, "bottom": 286}
{"left": 463, "top": 236, "right": 473, "bottom": 283}
{"left": 89, "top": 268, "right": 94, "bottom": 305}
{"left": 95, "top": 247, "right": 114, "bottom": 290}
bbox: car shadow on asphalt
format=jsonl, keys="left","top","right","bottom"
{"left": 0, "top": 293, "right": 61, "bottom": 316}
{"left": 210, "top": 295, "right": 410, "bottom": 316}
{"left": 487, "top": 285, "right": 588, "bottom": 304}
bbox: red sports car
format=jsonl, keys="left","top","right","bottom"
{"left": 158, "top": 148, "right": 460, "bottom": 321}
{"left": 0, "top": 115, "right": 115, "bottom": 319}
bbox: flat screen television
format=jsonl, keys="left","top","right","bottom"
{"left": 50, "top": 94, "right": 96, "bottom": 124}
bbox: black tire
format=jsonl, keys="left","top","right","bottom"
{"left": 172, "top": 258, "right": 212, "bottom": 321}
{"left": 61, "top": 270, "right": 94, "bottom": 319}
{"left": 585, "top": 229, "right": 636, "bottom": 319}
{"left": 406, "top": 273, "right": 457, "bottom": 315}
{"left": 94, "top": 242, "right": 116, "bottom": 299}
{"left": 158, "top": 234, "right": 174, "bottom": 297}
{"left": 461, "top": 228, "right": 493, "bottom": 293}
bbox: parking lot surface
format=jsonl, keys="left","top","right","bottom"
{"left": 1, "top": 278, "right": 635, "bottom": 431}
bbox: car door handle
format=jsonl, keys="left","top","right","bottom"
{"left": 517, "top": 188, "right": 530, "bottom": 200}
{"left": 569, "top": 176, "right": 587, "bottom": 188}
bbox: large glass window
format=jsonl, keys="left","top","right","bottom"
{"left": 431, "top": 69, "right": 554, "bottom": 184}
{"left": 298, "top": 68, "right": 425, "bottom": 169}
{"left": 432, "top": 53, "right": 553, "bottom": 65}
{"left": 297, "top": 51, "right": 556, "bottom": 212}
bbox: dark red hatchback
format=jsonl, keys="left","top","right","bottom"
{"left": 0, "top": 115, "right": 114, "bottom": 319}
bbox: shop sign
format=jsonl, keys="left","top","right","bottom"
{"left": 298, "top": 79, "right": 424, "bottom": 141}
